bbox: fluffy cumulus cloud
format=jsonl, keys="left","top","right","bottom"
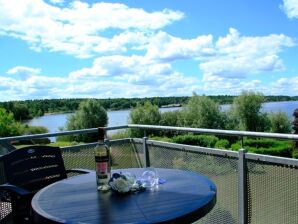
{"left": 69, "top": 54, "right": 199, "bottom": 96}
{"left": 139, "top": 28, "right": 294, "bottom": 94}
{"left": 7, "top": 66, "right": 41, "bottom": 80}
{"left": 1, "top": 61, "right": 199, "bottom": 100}
{"left": 0, "top": 74, "right": 67, "bottom": 101}
{"left": 271, "top": 77, "right": 298, "bottom": 94}
{"left": 199, "top": 28, "right": 295, "bottom": 90}
{"left": 145, "top": 31, "right": 214, "bottom": 61}
{"left": 282, "top": 0, "right": 298, "bottom": 18}
{"left": 0, "top": 0, "right": 183, "bottom": 58}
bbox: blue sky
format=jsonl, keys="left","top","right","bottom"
{"left": 1, "top": 0, "right": 298, "bottom": 101}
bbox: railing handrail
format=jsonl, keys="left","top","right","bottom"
{"left": 128, "top": 124, "right": 298, "bottom": 141}
{"left": 0, "top": 125, "right": 129, "bottom": 142}
{"left": 1, "top": 124, "right": 298, "bottom": 143}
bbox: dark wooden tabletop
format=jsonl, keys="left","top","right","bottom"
{"left": 31, "top": 168, "right": 216, "bottom": 224}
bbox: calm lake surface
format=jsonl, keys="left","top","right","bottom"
{"left": 26, "top": 101, "right": 298, "bottom": 141}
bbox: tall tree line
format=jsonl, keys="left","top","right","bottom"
{"left": 0, "top": 95, "right": 297, "bottom": 121}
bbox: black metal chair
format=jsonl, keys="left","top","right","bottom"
{"left": 0, "top": 145, "right": 90, "bottom": 224}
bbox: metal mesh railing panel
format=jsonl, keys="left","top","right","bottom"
{"left": 247, "top": 160, "right": 298, "bottom": 224}
{"left": 62, "top": 145, "right": 96, "bottom": 171}
{"left": 130, "top": 140, "right": 145, "bottom": 167}
{"left": 147, "top": 143, "right": 239, "bottom": 224}
{"left": 61, "top": 141, "right": 143, "bottom": 171}
{"left": 110, "top": 140, "right": 143, "bottom": 169}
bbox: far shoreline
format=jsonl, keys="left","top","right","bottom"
{"left": 28, "top": 100, "right": 298, "bottom": 121}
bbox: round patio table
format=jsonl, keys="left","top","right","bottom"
{"left": 31, "top": 168, "right": 216, "bottom": 224}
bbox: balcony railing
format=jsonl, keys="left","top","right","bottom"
{"left": 1, "top": 125, "right": 298, "bottom": 224}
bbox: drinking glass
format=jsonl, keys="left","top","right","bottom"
{"left": 141, "top": 167, "right": 158, "bottom": 188}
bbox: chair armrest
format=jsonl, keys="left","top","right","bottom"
{"left": 0, "top": 184, "right": 31, "bottom": 197}
{"left": 66, "top": 168, "right": 92, "bottom": 174}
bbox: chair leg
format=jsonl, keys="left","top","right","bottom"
{"left": 11, "top": 195, "right": 31, "bottom": 224}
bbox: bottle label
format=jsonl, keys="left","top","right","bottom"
{"left": 97, "top": 162, "right": 108, "bottom": 175}
{"left": 94, "top": 145, "right": 111, "bottom": 187}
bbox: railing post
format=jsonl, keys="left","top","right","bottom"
{"left": 238, "top": 148, "right": 248, "bottom": 224}
{"left": 143, "top": 137, "right": 150, "bottom": 167}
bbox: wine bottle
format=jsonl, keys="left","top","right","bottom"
{"left": 95, "top": 143, "right": 111, "bottom": 191}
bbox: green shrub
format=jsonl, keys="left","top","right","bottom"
{"left": 180, "top": 95, "right": 224, "bottom": 129}
{"left": 292, "top": 149, "right": 298, "bottom": 159}
{"left": 129, "top": 101, "right": 161, "bottom": 138}
{"left": 150, "top": 136, "right": 172, "bottom": 142}
{"left": 109, "top": 130, "right": 131, "bottom": 140}
{"left": 231, "top": 91, "right": 266, "bottom": 131}
{"left": 56, "top": 135, "right": 71, "bottom": 142}
{"left": 247, "top": 143, "right": 292, "bottom": 157}
{"left": 14, "top": 125, "right": 50, "bottom": 145}
{"left": 215, "top": 139, "right": 230, "bottom": 149}
{"left": 268, "top": 112, "right": 291, "bottom": 133}
{"left": 171, "top": 134, "right": 219, "bottom": 147}
{"left": 63, "top": 99, "right": 108, "bottom": 142}
{"left": 230, "top": 139, "right": 293, "bottom": 158}
{"left": 25, "top": 125, "right": 48, "bottom": 134}
{"left": 231, "top": 143, "right": 241, "bottom": 151}
{"left": 0, "top": 108, "right": 25, "bottom": 137}
{"left": 244, "top": 139, "right": 276, "bottom": 148}
{"left": 50, "top": 141, "right": 80, "bottom": 147}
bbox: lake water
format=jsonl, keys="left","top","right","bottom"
{"left": 25, "top": 107, "right": 181, "bottom": 141}
{"left": 26, "top": 101, "right": 298, "bottom": 141}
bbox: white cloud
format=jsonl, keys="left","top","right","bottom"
{"left": 70, "top": 54, "right": 171, "bottom": 79}
{"left": 142, "top": 28, "right": 295, "bottom": 93}
{"left": 200, "top": 28, "right": 295, "bottom": 82}
{"left": 7, "top": 66, "right": 41, "bottom": 75}
{"left": 271, "top": 77, "right": 298, "bottom": 94}
{"left": 0, "top": 0, "right": 183, "bottom": 58}
{"left": 201, "top": 79, "right": 282, "bottom": 96}
{"left": 0, "top": 73, "right": 67, "bottom": 100}
{"left": 282, "top": 0, "right": 298, "bottom": 18}
{"left": 1, "top": 62, "right": 199, "bottom": 100}
{"left": 69, "top": 54, "right": 199, "bottom": 94}
{"left": 146, "top": 31, "right": 214, "bottom": 61}
{"left": 6, "top": 66, "right": 42, "bottom": 80}
{"left": 69, "top": 55, "right": 142, "bottom": 78}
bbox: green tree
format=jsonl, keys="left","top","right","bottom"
{"left": 180, "top": 94, "right": 224, "bottom": 129}
{"left": 268, "top": 112, "right": 291, "bottom": 133}
{"left": 231, "top": 91, "right": 267, "bottom": 131}
{"left": 0, "top": 108, "right": 25, "bottom": 137}
{"left": 129, "top": 101, "right": 161, "bottom": 137}
{"left": 159, "top": 111, "right": 181, "bottom": 127}
{"left": 159, "top": 110, "right": 183, "bottom": 137}
{"left": 12, "top": 102, "right": 31, "bottom": 121}
{"left": 61, "top": 99, "right": 108, "bottom": 142}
